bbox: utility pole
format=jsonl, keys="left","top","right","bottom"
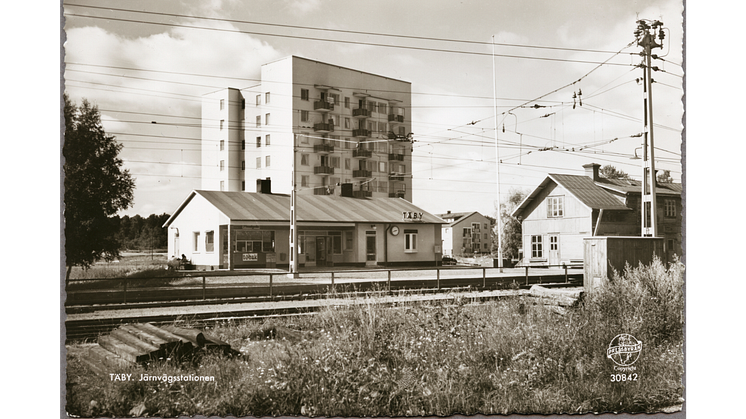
{"left": 491, "top": 35, "right": 503, "bottom": 272}
{"left": 288, "top": 133, "right": 299, "bottom": 278}
{"left": 635, "top": 19, "right": 664, "bottom": 237}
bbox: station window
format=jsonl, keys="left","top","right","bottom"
{"left": 193, "top": 232, "right": 200, "bottom": 252}
{"left": 205, "top": 231, "right": 214, "bottom": 253}
{"left": 405, "top": 229, "right": 418, "bottom": 252}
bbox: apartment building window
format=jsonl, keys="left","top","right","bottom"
{"left": 330, "top": 114, "right": 339, "bottom": 126}
{"left": 265, "top": 155, "right": 271, "bottom": 167}
{"left": 256, "top": 115, "right": 261, "bottom": 127}
{"left": 300, "top": 132, "right": 309, "bottom": 144}
{"left": 380, "top": 103, "right": 387, "bottom": 115}
{"left": 219, "top": 140, "right": 224, "bottom": 151}
{"left": 330, "top": 93, "right": 340, "bottom": 104}
{"left": 219, "top": 160, "right": 225, "bottom": 171}
{"left": 205, "top": 231, "right": 214, "bottom": 252}
{"left": 405, "top": 229, "right": 418, "bottom": 252}
{"left": 379, "top": 122, "right": 387, "bottom": 133}
{"left": 265, "top": 113, "right": 270, "bottom": 125}
{"left": 345, "top": 158, "right": 351, "bottom": 170}
{"left": 220, "top": 120, "right": 224, "bottom": 130}
{"left": 345, "top": 137, "right": 351, "bottom": 149}
{"left": 193, "top": 232, "right": 200, "bottom": 252}
{"left": 256, "top": 136, "right": 261, "bottom": 148}
{"left": 301, "top": 175, "right": 309, "bottom": 187}
{"left": 301, "top": 89, "right": 309, "bottom": 101}
{"left": 256, "top": 94, "right": 261, "bottom": 105}
{"left": 256, "top": 157, "right": 261, "bottom": 168}
{"left": 301, "top": 154, "right": 309, "bottom": 166}
{"left": 379, "top": 161, "right": 387, "bottom": 172}
{"left": 241, "top": 99, "right": 245, "bottom": 109}
{"left": 220, "top": 181, "right": 224, "bottom": 191}
{"left": 220, "top": 99, "right": 224, "bottom": 110}
{"left": 344, "top": 97, "right": 350, "bottom": 108}
{"left": 265, "top": 92, "right": 270, "bottom": 103}
{"left": 531, "top": 235, "right": 543, "bottom": 258}
{"left": 241, "top": 139, "right": 245, "bottom": 150}
{"left": 265, "top": 134, "right": 270, "bottom": 146}
{"left": 379, "top": 181, "right": 388, "bottom": 193}
{"left": 241, "top": 181, "right": 245, "bottom": 191}
{"left": 330, "top": 156, "right": 340, "bottom": 169}
{"left": 344, "top": 117, "right": 350, "bottom": 129}
{"left": 301, "top": 110, "right": 309, "bottom": 122}
{"left": 547, "top": 196, "right": 564, "bottom": 218}
{"left": 398, "top": 126, "right": 405, "bottom": 136}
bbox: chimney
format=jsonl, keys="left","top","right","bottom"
{"left": 447, "top": 210, "right": 451, "bottom": 214}
{"left": 256, "top": 177, "right": 271, "bottom": 194}
{"left": 582, "top": 163, "right": 601, "bottom": 181}
{"left": 341, "top": 183, "right": 353, "bottom": 197}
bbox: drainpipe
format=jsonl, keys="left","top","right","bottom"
{"left": 384, "top": 223, "right": 390, "bottom": 267}
{"left": 594, "top": 209, "right": 604, "bottom": 236}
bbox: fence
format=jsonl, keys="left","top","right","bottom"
{"left": 65, "top": 265, "right": 582, "bottom": 307}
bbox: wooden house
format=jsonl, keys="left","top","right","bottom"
{"left": 511, "top": 163, "right": 682, "bottom": 267}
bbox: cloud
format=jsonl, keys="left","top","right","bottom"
{"left": 283, "top": 0, "right": 323, "bottom": 15}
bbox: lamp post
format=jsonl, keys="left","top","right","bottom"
{"left": 288, "top": 133, "right": 299, "bottom": 278}
{"left": 492, "top": 35, "right": 503, "bottom": 272}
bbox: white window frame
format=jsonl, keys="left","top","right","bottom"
{"left": 531, "top": 235, "right": 543, "bottom": 258}
{"left": 405, "top": 230, "right": 418, "bottom": 253}
{"left": 547, "top": 196, "right": 564, "bottom": 218}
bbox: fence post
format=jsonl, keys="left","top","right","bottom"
{"left": 269, "top": 274, "right": 273, "bottom": 299}
{"left": 564, "top": 264, "right": 568, "bottom": 283}
{"left": 436, "top": 268, "right": 440, "bottom": 290}
{"left": 387, "top": 270, "right": 392, "bottom": 294}
{"left": 123, "top": 279, "right": 127, "bottom": 304}
{"left": 202, "top": 276, "right": 206, "bottom": 300}
{"left": 331, "top": 271, "right": 335, "bottom": 287}
{"left": 482, "top": 267, "right": 486, "bottom": 288}
{"left": 525, "top": 266, "right": 529, "bottom": 286}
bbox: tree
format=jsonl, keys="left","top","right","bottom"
{"left": 599, "top": 165, "right": 631, "bottom": 180}
{"left": 657, "top": 169, "right": 674, "bottom": 184}
{"left": 494, "top": 188, "right": 528, "bottom": 261}
{"left": 63, "top": 95, "right": 135, "bottom": 280}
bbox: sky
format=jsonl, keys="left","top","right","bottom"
{"left": 61, "top": 0, "right": 684, "bottom": 218}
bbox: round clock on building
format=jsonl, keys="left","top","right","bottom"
{"left": 390, "top": 226, "right": 400, "bottom": 236}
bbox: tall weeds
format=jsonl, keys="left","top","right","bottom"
{"left": 66, "top": 258, "right": 684, "bottom": 417}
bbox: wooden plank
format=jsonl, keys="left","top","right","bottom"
{"left": 97, "top": 335, "right": 143, "bottom": 363}
{"left": 120, "top": 324, "right": 170, "bottom": 348}
{"left": 137, "top": 323, "right": 193, "bottom": 345}
{"left": 88, "top": 345, "right": 131, "bottom": 369}
{"left": 110, "top": 329, "right": 161, "bottom": 356}
{"left": 160, "top": 325, "right": 207, "bottom": 347}
{"left": 125, "top": 324, "right": 185, "bottom": 359}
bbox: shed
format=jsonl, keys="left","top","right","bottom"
{"left": 583, "top": 236, "right": 664, "bottom": 293}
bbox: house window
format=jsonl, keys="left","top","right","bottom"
{"left": 220, "top": 99, "right": 224, "bottom": 110}
{"left": 550, "top": 236, "right": 558, "bottom": 251}
{"left": 220, "top": 120, "right": 224, "bottom": 130}
{"left": 547, "top": 196, "right": 564, "bottom": 218}
{"left": 266, "top": 155, "right": 271, "bottom": 167}
{"left": 256, "top": 115, "right": 261, "bottom": 127}
{"left": 301, "top": 175, "right": 309, "bottom": 187}
{"left": 301, "top": 89, "right": 309, "bottom": 101}
{"left": 265, "top": 113, "right": 270, "bottom": 125}
{"left": 405, "top": 229, "right": 418, "bottom": 252}
{"left": 256, "top": 157, "right": 261, "bottom": 168}
{"left": 256, "top": 94, "right": 261, "bottom": 105}
{"left": 220, "top": 140, "right": 224, "bottom": 151}
{"left": 301, "top": 110, "right": 309, "bottom": 122}
{"left": 665, "top": 199, "right": 676, "bottom": 218}
{"left": 531, "top": 235, "right": 543, "bottom": 258}
{"left": 265, "top": 92, "right": 270, "bottom": 103}
{"left": 205, "top": 231, "right": 214, "bottom": 253}
{"left": 193, "top": 232, "right": 200, "bottom": 252}
{"left": 266, "top": 134, "right": 270, "bottom": 146}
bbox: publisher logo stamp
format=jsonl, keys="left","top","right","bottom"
{"left": 607, "top": 334, "right": 642, "bottom": 369}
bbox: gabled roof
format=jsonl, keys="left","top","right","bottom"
{"left": 512, "top": 174, "right": 629, "bottom": 219}
{"left": 435, "top": 211, "right": 482, "bottom": 227}
{"left": 164, "top": 191, "right": 445, "bottom": 227}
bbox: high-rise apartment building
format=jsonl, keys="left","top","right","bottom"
{"left": 201, "top": 56, "right": 413, "bottom": 201}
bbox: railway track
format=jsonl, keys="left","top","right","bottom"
{"left": 65, "top": 276, "right": 582, "bottom": 342}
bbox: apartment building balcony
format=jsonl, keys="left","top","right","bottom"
{"left": 388, "top": 153, "right": 404, "bottom": 161}
{"left": 353, "top": 169, "right": 372, "bottom": 178}
{"left": 352, "top": 108, "right": 371, "bottom": 118}
{"left": 353, "top": 149, "right": 372, "bottom": 158}
{"left": 352, "top": 129, "right": 370, "bottom": 137}
{"left": 314, "top": 165, "right": 335, "bottom": 175}
{"left": 389, "top": 173, "right": 405, "bottom": 181}
{"left": 353, "top": 190, "right": 372, "bottom": 198}
{"left": 313, "top": 122, "right": 334, "bottom": 133}
{"left": 314, "top": 100, "right": 334, "bottom": 112}
{"left": 314, "top": 186, "right": 335, "bottom": 195}
{"left": 388, "top": 114, "right": 404, "bottom": 123}
{"left": 314, "top": 143, "right": 335, "bottom": 153}
{"left": 389, "top": 192, "right": 406, "bottom": 198}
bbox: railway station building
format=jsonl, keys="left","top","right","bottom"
{"left": 162, "top": 189, "right": 445, "bottom": 270}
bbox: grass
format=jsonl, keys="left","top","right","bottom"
{"left": 65, "top": 257, "right": 684, "bottom": 417}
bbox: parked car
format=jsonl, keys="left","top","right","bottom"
{"left": 441, "top": 256, "right": 457, "bottom": 266}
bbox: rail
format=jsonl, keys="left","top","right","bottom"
{"left": 65, "top": 264, "right": 582, "bottom": 307}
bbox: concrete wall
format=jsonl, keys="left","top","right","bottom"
{"left": 201, "top": 88, "right": 244, "bottom": 191}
